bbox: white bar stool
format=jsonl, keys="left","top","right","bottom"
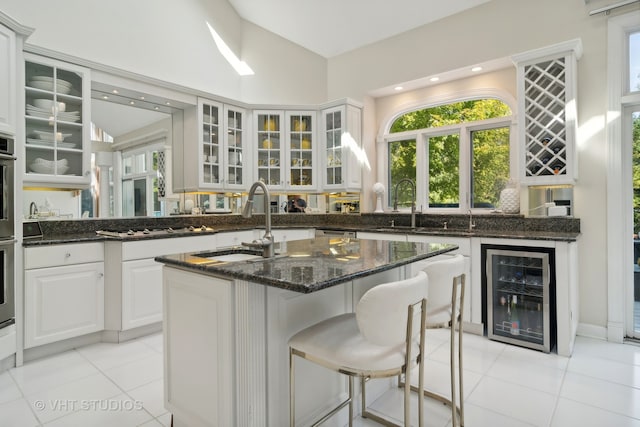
{"left": 288, "top": 271, "right": 429, "bottom": 426}
{"left": 413, "top": 254, "right": 466, "bottom": 427}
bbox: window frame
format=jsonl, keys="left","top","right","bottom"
{"left": 121, "top": 143, "right": 165, "bottom": 216}
{"left": 383, "top": 105, "right": 516, "bottom": 213}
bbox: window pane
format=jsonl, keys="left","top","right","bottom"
{"left": 390, "top": 99, "right": 511, "bottom": 132}
{"left": 389, "top": 139, "right": 416, "bottom": 207}
{"left": 429, "top": 134, "right": 459, "bottom": 208}
{"left": 133, "top": 178, "right": 146, "bottom": 216}
{"left": 631, "top": 31, "right": 640, "bottom": 93}
{"left": 472, "top": 127, "right": 510, "bottom": 208}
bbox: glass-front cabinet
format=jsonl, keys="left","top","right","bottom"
{"left": 196, "top": 98, "right": 246, "bottom": 190}
{"left": 321, "top": 101, "right": 362, "bottom": 192}
{"left": 24, "top": 54, "right": 91, "bottom": 187}
{"left": 255, "top": 110, "right": 316, "bottom": 190}
{"left": 256, "top": 111, "right": 282, "bottom": 187}
{"left": 286, "top": 111, "right": 315, "bottom": 189}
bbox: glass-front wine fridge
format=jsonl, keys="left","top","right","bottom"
{"left": 484, "top": 246, "right": 555, "bottom": 353}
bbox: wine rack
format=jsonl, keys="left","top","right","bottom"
{"left": 523, "top": 58, "right": 568, "bottom": 178}
{"left": 513, "top": 39, "right": 581, "bottom": 186}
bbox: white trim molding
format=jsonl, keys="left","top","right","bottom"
{"left": 606, "top": 10, "right": 640, "bottom": 342}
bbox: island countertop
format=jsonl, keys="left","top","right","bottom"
{"left": 155, "top": 236, "right": 458, "bottom": 293}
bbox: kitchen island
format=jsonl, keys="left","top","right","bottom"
{"left": 156, "top": 236, "right": 457, "bottom": 427}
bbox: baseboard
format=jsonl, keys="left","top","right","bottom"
{"left": 23, "top": 332, "right": 102, "bottom": 363}
{"left": 102, "top": 322, "right": 162, "bottom": 343}
{"left": 576, "top": 322, "right": 608, "bottom": 341}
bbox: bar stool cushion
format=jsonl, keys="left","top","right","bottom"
{"left": 289, "top": 272, "right": 428, "bottom": 376}
{"left": 422, "top": 255, "right": 465, "bottom": 325}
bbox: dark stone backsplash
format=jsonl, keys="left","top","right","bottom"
{"left": 35, "top": 212, "right": 579, "bottom": 236}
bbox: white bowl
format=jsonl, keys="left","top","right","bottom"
{"left": 29, "top": 162, "right": 69, "bottom": 175}
{"left": 33, "top": 99, "right": 66, "bottom": 112}
{"left": 32, "top": 157, "right": 68, "bottom": 167}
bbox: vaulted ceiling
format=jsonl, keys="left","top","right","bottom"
{"left": 227, "top": 0, "right": 491, "bottom": 58}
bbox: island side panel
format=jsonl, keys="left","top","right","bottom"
{"left": 163, "top": 267, "right": 235, "bottom": 427}
{"left": 266, "top": 281, "right": 354, "bottom": 427}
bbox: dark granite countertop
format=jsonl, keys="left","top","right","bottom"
{"left": 22, "top": 213, "right": 580, "bottom": 246}
{"left": 155, "top": 236, "right": 457, "bottom": 293}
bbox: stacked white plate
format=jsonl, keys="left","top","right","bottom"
{"left": 26, "top": 104, "right": 80, "bottom": 122}
{"left": 26, "top": 130, "right": 76, "bottom": 148}
{"left": 28, "top": 76, "right": 73, "bottom": 95}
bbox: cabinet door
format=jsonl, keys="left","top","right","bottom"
{"left": 0, "top": 23, "right": 16, "bottom": 135}
{"left": 24, "top": 54, "right": 91, "bottom": 187}
{"left": 199, "top": 99, "right": 223, "bottom": 189}
{"left": 321, "top": 103, "right": 362, "bottom": 191}
{"left": 122, "top": 258, "right": 163, "bottom": 330}
{"left": 224, "top": 105, "right": 248, "bottom": 189}
{"left": 285, "top": 111, "right": 316, "bottom": 189}
{"left": 24, "top": 262, "right": 104, "bottom": 348}
{"left": 255, "top": 111, "right": 284, "bottom": 188}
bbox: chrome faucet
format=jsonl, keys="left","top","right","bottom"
{"left": 468, "top": 209, "right": 476, "bottom": 231}
{"left": 242, "top": 181, "right": 274, "bottom": 258}
{"left": 393, "top": 178, "right": 417, "bottom": 228}
{"left": 29, "top": 202, "right": 38, "bottom": 219}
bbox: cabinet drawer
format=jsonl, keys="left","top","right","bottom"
{"left": 24, "top": 242, "right": 104, "bottom": 269}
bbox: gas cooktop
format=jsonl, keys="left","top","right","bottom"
{"left": 96, "top": 225, "right": 215, "bottom": 238}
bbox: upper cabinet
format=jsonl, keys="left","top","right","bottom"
{"left": 254, "top": 110, "right": 317, "bottom": 190}
{"left": 23, "top": 54, "right": 91, "bottom": 188}
{"left": 0, "top": 22, "right": 16, "bottom": 136}
{"left": 321, "top": 100, "right": 363, "bottom": 192}
{"left": 513, "top": 39, "right": 582, "bottom": 186}
{"left": 0, "top": 13, "right": 32, "bottom": 136}
{"left": 178, "top": 98, "right": 248, "bottom": 193}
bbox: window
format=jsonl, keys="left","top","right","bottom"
{"left": 122, "top": 147, "right": 165, "bottom": 216}
{"left": 386, "top": 99, "right": 512, "bottom": 211}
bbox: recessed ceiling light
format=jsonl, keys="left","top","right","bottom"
{"left": 430, "top": 77, "right": 440, "bottom": 82}
{"left": 129, "top": 101, "right": 135, "bottom": 105}
{"left": 102, "top": 95, "right": 109, "bottom": 100}
{"left": 154, "top": 106, "right": 159, "bottom": 110}
{"left": 165, "top": 102, "right": 171, "bottom": 106}
{"left": 139, "top": 96, "right": 145, "bottom": 100}
{"left": 394, "top": 86, "right": 403, "bottom": 91}
{"left": 112, "top": 89, "right": 119, "bottom": 94}
{"left": 471, "top": 66, "right": 483, "bottom": 72}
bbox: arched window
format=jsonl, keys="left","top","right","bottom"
{"left": 385, "top": 98, "right": 513, "bottom": 211}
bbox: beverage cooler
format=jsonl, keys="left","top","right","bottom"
{"left": 483, "top": 245, "right": 556, "bottom": 353}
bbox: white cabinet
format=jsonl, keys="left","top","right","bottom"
{"left": 513, "top": 39, "right": 582, "bottom": 186}
{"left": 216, "top": 229, "right": 257, "bottom": 248}
{"left": 23, "top": 53, "right": 91, "bottom": 188}
{"left": 179, "top": 98, "right": 248, "bottom": 192}
{"left": 24, "top": 243, "right": 104, "bottom": 348}
{"left": 321, "top": 100, "right": 363, "bottom": 191}
{"left": 254, "top": 110, "right": 317, "bottom": 190}
{"left": 105, "top": 235, "right": 217, "bottom": 335}
{"left": 0, "top": 22, "right": 16, "bottom": 135}
{"left": 121, "top": 258, "right": 163, "bottom": 330}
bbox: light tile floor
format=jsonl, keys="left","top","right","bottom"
{"left": 0, "top": 330, "right": 639, "bottom": 426}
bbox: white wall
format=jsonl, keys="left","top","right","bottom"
{"left": 326, "top": 0, "right": 610, "bottom": 331}
{"left": 0, "top": 0, "right": 327, "bottom": 104}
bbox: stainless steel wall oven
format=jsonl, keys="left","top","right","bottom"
{"left": 0, "top": 134, "right": 16, "bottom": 328}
